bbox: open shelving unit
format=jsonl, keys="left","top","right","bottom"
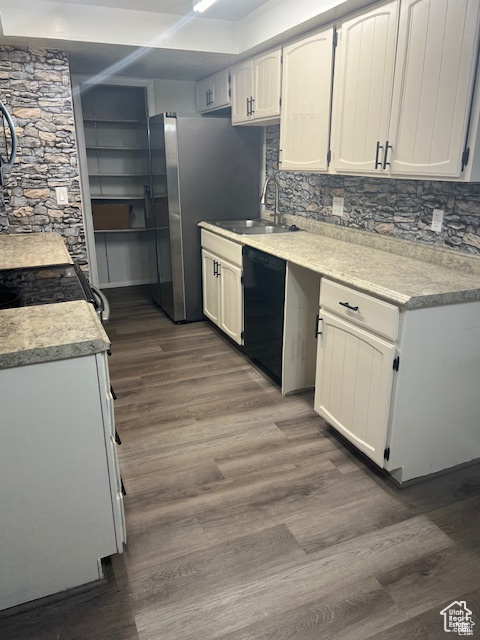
{"left": 81, "top": 84, "right": 158, "bottom": 288}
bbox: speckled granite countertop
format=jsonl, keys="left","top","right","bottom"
{"left": 0, "top": 232, "right": 72, "bottom": 270}
{"left": 199, "top": 221, "right": 480, "bottom": 309}
{"left": 0, "top": 301, "right": 110, "bottom": 370}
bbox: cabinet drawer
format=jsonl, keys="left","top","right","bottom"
{"left": 201, "top": 229, "right": 243, "bottom": 267}
{"left": 320, "top": 279, "right": 399, "bottom": 341}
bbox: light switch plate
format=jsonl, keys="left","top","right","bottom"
{"left": 55, "top": 187, "right": 68, "bottom": 205}
{"left": 431, "top": 208, "right": 444, "bottom": 233}
{"left": 332, "top": 197, "right": 344, "bottom": 217}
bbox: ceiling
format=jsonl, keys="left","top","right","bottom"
{"left": 66, "top": 42, "right": 239, "bottom": 80}
{"left": 0, "top": 0, "right": 278, "bottom": 80}
{"left": 56, "top": 0, "right": 272, "bottom": 21}
{"left": 0, "top": 0, "right": 375, "bottom": 81}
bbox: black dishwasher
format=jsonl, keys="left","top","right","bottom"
{"left": 243, "top": 247, "right": 286, "bottom": 384}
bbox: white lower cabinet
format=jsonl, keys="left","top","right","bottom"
{"left": 202, "top": 249, "right": 220, "bottom": 325}
{"left": 314, "top": 278, "right": 480, "bottom": 483}
{"left": 218, "top": 259, "right": 243, "bottom": 342}
{"left": 201, "top": 230, "right": 243, "bottom": 345}
{"left": 315, "top": 310, "right": 396, "bottom": 467}
{"left": 0, "top": 351, "right": 125, "bottom": 611}
{"left": 314, "top": 279, "right": 398, "bottom": 468}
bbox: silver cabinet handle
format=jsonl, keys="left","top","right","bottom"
{"left": 375, "top": 141, "right": 383, "bottom": 169}
{"left": 383, "top": 141, "right": 393, "bottom": 170}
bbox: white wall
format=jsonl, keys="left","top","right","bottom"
{"left": 0, "top": 0, "right": 238, "bottom": 53}
{"left": 0, "top": 0, "right": 375, "bottom": 57}
{"left": 154, "top": 79, "right": 196, "bottom": 114}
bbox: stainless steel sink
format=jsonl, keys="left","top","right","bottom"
{"left": 210, "top": 219, "right": 294, "bottom": 234}
{"left": 210, "top": 219, "right": 269, "bottom": 229}
{"left": 229, "top": 225, "right": 292, "bottom": 234}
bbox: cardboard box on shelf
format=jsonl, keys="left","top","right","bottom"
{"left": 92, "top": 204, "right": 132, "bottom": 230}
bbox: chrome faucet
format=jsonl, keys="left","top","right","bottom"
{"left": 260, "top": 175, "right": 281, "bottom": 225}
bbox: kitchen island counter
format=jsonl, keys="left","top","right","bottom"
{"left": 199, "top": 219, "right": 480, "bottom": 309}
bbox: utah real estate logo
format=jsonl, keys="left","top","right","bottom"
{"left": 440, "top": 601, "right": 475, "bottom": 635}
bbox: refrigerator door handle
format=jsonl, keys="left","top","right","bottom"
{"left": 144, "top": 184, "right": 153, "bottom": 224}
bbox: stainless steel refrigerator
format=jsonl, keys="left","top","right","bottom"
{"left": 145, "top": 113, "right": 262, "bottom": 323}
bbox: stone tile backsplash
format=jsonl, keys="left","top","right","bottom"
{"left": 266, "top": 126, "right": 480, "bottom": 256}
{"left": 0, "top": 47, "right": 86, "bottom": 265}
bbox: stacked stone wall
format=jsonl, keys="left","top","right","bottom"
{"left": 0, "top": 47, "right": 86, "bottom": 265}
{"left": 267, "top": 126, "right": 480, "bottom": 255}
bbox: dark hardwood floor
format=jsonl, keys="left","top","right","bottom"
{"left": 2, "top": 286, "right": 480, "bottom": 639}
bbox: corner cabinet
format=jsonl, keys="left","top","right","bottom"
{"left": 231, "top": 48, "right": 282, "bottom": 125}
{"left": 195, "top": 69, "right": 231, "bottom": 113}
{"left": 331, "top": 0, "right": 480, "bottom": 179}
{"left": 279, "top": 28, "right": 335, "bottom": 172}
{"left": 201, "top": 230, "right": 243, "bottom": 345}
{"left": 315, "top": 278, "right": 480, "bottom": 483}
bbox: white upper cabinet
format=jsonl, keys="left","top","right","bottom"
{"left": 280, "top": 28, "right": 334, "bottom": 172}
{"left": 388, "top": 0, "right": 480, "bottom": 177}
{"left": 231, "top": 49, "right": 281, "bottom": 125}
{"left": 252, "top": 49, "right": 282, "bottom": 121}
{"left": 331, "top": 1, "right": 399, "bottom": 173}
{"left": 231, "top": 59, "right": 253, "bottom": 124}
{"left": 332, "top": 0, "right": 480, "bottom": 179}
{"left": 195, "top": 69, "right": 231, "bottom": 113}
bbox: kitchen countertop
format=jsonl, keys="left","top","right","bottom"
{"left": 0, "top": 232, "right": 108, "bottom": 370}
{"left": 0, "top": 301, "right": 110, "bottom": 370}
{"left": 0, "top": 232, "right": 72, "bottom": 270}
{"left": 199, "top": 221, "right": 480, "bottom": 309}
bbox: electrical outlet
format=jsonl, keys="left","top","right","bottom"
{"left": 431, "top": 208, "right": 444, "bottom": 233}
{"left": 55, "top": 187, "right": 68, "bottom": 205}
{"left": 332, "top": 197, "right": 344, "bottom": 217}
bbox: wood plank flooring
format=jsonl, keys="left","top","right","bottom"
{"left": 2, "top": 286, "right": 480, "bottom": 639}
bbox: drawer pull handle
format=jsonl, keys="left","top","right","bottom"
{"left": 339, "top": 301, "right": 359, "bottom": 312}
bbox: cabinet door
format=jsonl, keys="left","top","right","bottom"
{"left": 218, "top": 259, "right": 243, "bottom": 345}
{"left": 331, "top": 1, "right": 399, "bottom": 173}
{"left": 195, "top": 77, "right": 210, "bottom": 112}
{"left": 388, "top": 0, "right": 480, "bottom": 177}
{"left": 231, "top": 59, "right": 253, "bottom": 124}
{"left": 314, "top": 310, "right": 396, "bottom": 467}
{"left": 209, "top": 69, "right": 231, "bottom": 110}
{"left": 201, "top": 249, "right": 220, "bottom": 325}
{"left": 196, "top": 70, "right": 231, "bottom": 112}
{"left": 280, "top": 29, "right": 334, "bottom": 172}
{"left": 252, "top": 48, "right": 282, "bottom": 120}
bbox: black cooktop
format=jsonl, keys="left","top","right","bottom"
{"left": 0, "top": 263, "right": 94, "bottom": 309}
